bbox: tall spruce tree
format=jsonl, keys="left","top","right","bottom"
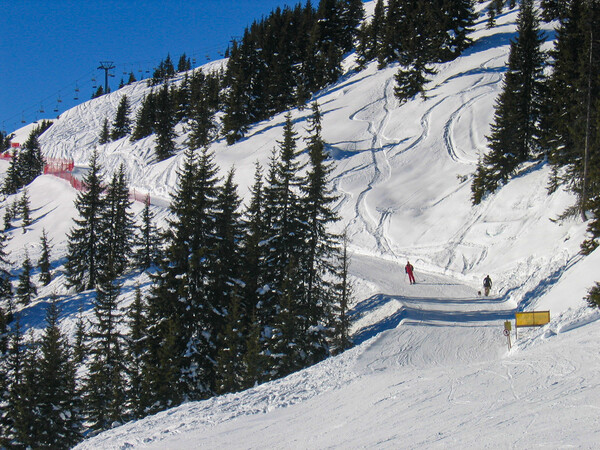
{"left": 215, "top": 288, "right": 246, "bottom": 394}
{"left": 222, "top": 40, "right": 252, "bottom": 145}
{"left": 143, "top": 147, "right": 220, "bottom": 410}
{"left": 472, "top": 0, "right": 546, "bottom": 203}
{"left": 261, "top": 113, "right": 305, "bottom": 378}
{"left": 38, "top": 228, "right": 52, "bottom": 286}
{"left": 142, "top": 150, "right": 198, "bottom": 412}
{"left": 240, "top": 163, "right": 269, "bottom": 335}
{"left": 20, "top": 188, "right": 32, "bottom": 232}
{"left": 331, "top": 228, "right": 353, "bottom": 354}
{"left": 542, "top": 0, "right": 600, "bottom": 218}
{"left": 134, "top": 195, "right": 161, "bottom": 270}
{"left": 99, "top": 118, "right": 110, "bottom": 144}
{"left": 111, "top": 95, "right": 132, "bottom": 141}
{"left": 187, "top": 81, "right": 217, "bottom": 150}
{"left": 299, "top": 102, "right": 339, "bottom": 366}
{"left": 124, "top": 285, "right": 147, "bottom": 419}
{"left": 66, "top": 150, "right": 107, "bottom": 291}
{"left": 131, "top": 92, "right": 156, "bottom": 141}
{"left": 184, "top": 147, "right": 221, "bottom": 394}
{"left": 84, "top": 257, "right": 127, "bottom": 432}
{"left": 356, "top": 0, "right": 385, "bottom": 68}
{"left": 2, "top": 322, "right": 42, "bottom": 448}
{"left": 211, "top": 168, "right": 245, "bottom": 393}
{"left": 100, "top": 164, "right": 134, "bottom": 276}
{"left": 0, "top": 233, "right": 11, "bottom": 301}
{"left": 17, "top": 251, "right": 36, "bottom": 306}
{"left": 154, "top": 83, "right": 177, "bottom": 161}
{"left": 2, "top": 151, "right": 21, "bottom": 195}
{"left": 73, "top": 303, "right": 87, "bottom": 365}
{"left": 18, "top": 131, "right": 45, "bottom": 187}
{"left": 37, "top": 299, "right": 82, "bottom": 447}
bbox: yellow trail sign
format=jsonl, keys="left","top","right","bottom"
{"left": 515, "top": 311, "right": 550, "bottom": 328}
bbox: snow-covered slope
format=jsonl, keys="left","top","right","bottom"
{"left": 3, "top": 1, "right": 599, "bottom": 448}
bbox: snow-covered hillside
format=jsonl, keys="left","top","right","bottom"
{"left": 2, "top": 1, "right": 599, "bottom": 448}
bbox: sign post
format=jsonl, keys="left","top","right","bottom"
{"left": 503, "top": 321, "right": 512, "bottom": 350}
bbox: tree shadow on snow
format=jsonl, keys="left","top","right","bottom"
{"left": 350, "top": 293, "right": 516, "bottom": 345}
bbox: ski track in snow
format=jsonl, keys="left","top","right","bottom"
{"left": 348, "top": 76, "right": 397, "bottom": 256}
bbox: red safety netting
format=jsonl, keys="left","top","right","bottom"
{"left": 2, "top": 154, "right": 153, "bottom": 205}
{"left": 44, "top": 157, "right": 75, "bottom": 174}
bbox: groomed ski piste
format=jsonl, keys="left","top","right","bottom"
{"left": 2, "top": 1, "right": 600, "bottom": 448}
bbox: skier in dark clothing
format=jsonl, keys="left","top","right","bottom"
{"left": 483, "top": 275, "right": 492, "bottom": 296}
{"left": 405, "top": 261, "right": 416, "bottom": 284}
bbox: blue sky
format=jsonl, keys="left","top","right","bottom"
{"left": 1, "top": 0, "right": 297, "bottom": 134}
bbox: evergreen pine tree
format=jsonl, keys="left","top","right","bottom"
{"left": 473, "top": 0, "right": 546, "bottom": 203}
{"left": 38, "top": 228, "right": 52, "bottom": 286}
{"left": 215, "top": 288, "right": 246, "bottom": 394}
{"left": 3, "top": 322, "right": 42, "bottom": 448}
{"left": 93, "top": 85, "right": 105, "bottom": 98}
{"left": 17, "top": 250, "right": 36, "bottom": 306}
{"left": 177, "top": 53, "right": 191, "bottom": 72}
{"left": 99, "top": 118, "right": 110, "bottom": 144}
{"left": 299, "top": 101, "right": 339, "bottom": 366}
{"left": 222, "top": 41, "right": 252, "bottom": 145}
{"left": 542, "top": 0, "right": 600, "bottom": 217}
{"left": 339, "top": 0, "right": 365, "bottom": 53}
{"left": 260, "top": 114, "right": 305, "bottom": 378}
{"left": 154, "top": 83, "right": 177, "bottom": 161}
{"left": 84, "top": 257, "right": 127, "bottom": 432}
{"left": 440, "top": 0, "right": 476, "bottom": 61}
{"left": 184, "top": 147, "right": 221, "bottom": 395}
{"left": 111, "top": 95, "right": 132, "bottom": 141}
{"left": 134, "top": 195, "right": 161, "bottom": 270}
{"left": 131, "top": 92, "right": 156, "bottom": 141}
{"left": 356, "top": 0, "right": 385, "bottom": 68}
{"left": 37, "top": 299, "right": 82, "bottom": 447}
{"left": 0, "top": 233, "right": 11, "bottom": 301}
{"left": 143, "top": 147, "right": 220, "bottom": 410}
{"left": 20, "top": 189, "right": 32, "bottom": 232}
{"left": 3, "top": 207, "right": 12, "bottom": 231}
{"left": 2, "top": 151, "right": 21, "bottom": 195}
{"left": 331, "top": 228, "right": 353, "bottom": 354}
{"left": 73, "top": 303, "right": 87, "bottom": 365}
{"left": 394, "top": 60, "right": 436, "bottom": 103}
{"left": 127, "top": 71, "right": 137, "bottom": 85}
{"left": 100, "top": 164, "right": 134, "bottom": 276}
{"left": 65, "top": 150, "right": 107, "bottom": 291}
{"left": 18, "top": 131, "right": 45, "bottom": 187}
{"left": 211, "top": 168, "right": 244, "bottom": 393}
{"left": 187, "top": 84, "right": 217, "bottom": 150}
{"left": 240, "top": 163, "right": 269, "bottom": 337}
{"left": 586, "top": 281, "right": 600, "bottom": 308}
{"left": 124, "top": 285, "right": 147, "bottom": 419}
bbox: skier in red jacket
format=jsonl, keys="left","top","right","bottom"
{"left": 405, "top": 261, "right": 416, "bottom": 284}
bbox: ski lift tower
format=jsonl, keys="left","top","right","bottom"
{"left": 97, "top": 61, "right": 115, "bottom": 94}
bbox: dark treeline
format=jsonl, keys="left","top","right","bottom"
{"left": 471, "top": 0, "right": 600, "bottom": 252}
{"left": 0, "top": 103, "right": 353, "bottom": 445}
{"left": 357, "top": 0, "right": 476, "bottom": 102}
{"left": 97, "top": 0, "right": 477, "bottom": 158}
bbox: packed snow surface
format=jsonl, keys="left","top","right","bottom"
{"left": 3, "top": 1, "right": 599, "bottom": 448}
